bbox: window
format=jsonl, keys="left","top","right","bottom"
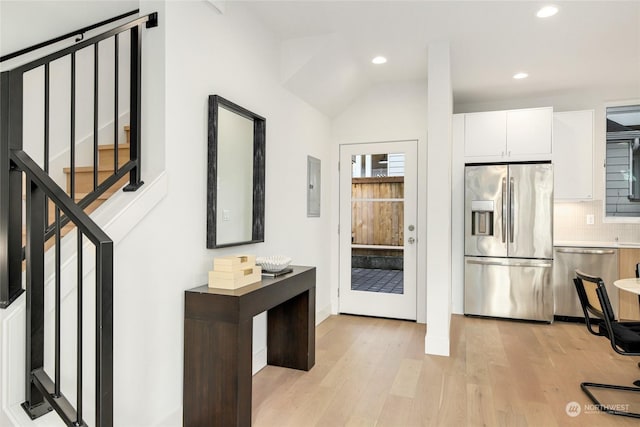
{"left": 605, "top": 104, "right": 640, "bottom": 217}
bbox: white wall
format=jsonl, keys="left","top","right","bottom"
{"left": 331, "top": 80, "right": 428, "bottom": 322}
{"left": 1, "top": 1, "right": 331, "bottom": 426}
{"left": 107, "top": 2, "right": 331, "bottom": 425}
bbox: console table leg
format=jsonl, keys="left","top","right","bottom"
{"left": 267, "top": 288, "right": 315, "bottom": 370}
{"left": 184, "top": 318, "right": 252, "bottom": 427}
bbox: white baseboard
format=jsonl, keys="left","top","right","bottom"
{"left": 252, "top": 347, "right": 267, "bottom": 375}
{"left": 316, "top": 304, "right": 331, "bottom": 325}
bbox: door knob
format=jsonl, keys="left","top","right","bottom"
{"left": 408, "top": 237, "right": 415, "bottom": 244}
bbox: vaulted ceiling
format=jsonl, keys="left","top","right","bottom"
{"left": 244, "top": 1, "right": 640, "bottom": 117}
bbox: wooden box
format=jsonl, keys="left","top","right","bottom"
{"left": 208, "top": 255, "right": 261, "bottom": 289}
{"left": 213, "top": 254, "right": 256, "bottom": 272}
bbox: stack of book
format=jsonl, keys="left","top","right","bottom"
{"left": 208, "top": 255, "right": 262, "bottom": 289}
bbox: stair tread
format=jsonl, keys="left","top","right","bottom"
{"left": 63, "top": 166, "right": 126, "bottom": 173}
{"left": 98, "top": 142, "right": 130, "bottom": 151}
{"left": 22, "top": 192, "right": 113, "bottom": 201}
{"left": 20, "top": 125, "right": 129, "bottom": 265}
{"left": 74, "top": 191, "right": 116, "bottom": 199}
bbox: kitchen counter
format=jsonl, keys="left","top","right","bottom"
{"left": 554, "top": 240, "right": 640, "bottom": 249}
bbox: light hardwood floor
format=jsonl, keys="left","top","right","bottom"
{"left": 252, "top": 314, "right": 640, "bottom": 426}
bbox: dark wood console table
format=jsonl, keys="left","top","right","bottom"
{"left": 183, "top": 265, "right": 316, "bottom": 427}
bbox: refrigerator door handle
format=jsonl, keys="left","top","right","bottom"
{"left": 502, "top": 177, "right": 507, "bottom": 243}
{"left": 509, "top": 177, "right": 515, "bottom": 243}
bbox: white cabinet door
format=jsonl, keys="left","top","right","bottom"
{"left": 464, "top": 107, "right": 553, "bottom": 162}
{"left": 464, "top": 111, "right": 507, "bottom": 157}
{"left": 506, "top": 107, "right": 553, "bottom": 158}
{"left": 553, "top": 110, "right": 594, "bottom": 200}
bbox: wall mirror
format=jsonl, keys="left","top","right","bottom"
{"left": 207, "top": 95, "right": 265, "bottom": 248}
{"left": 605, "top": 103, "right": 640, "bottom": 217}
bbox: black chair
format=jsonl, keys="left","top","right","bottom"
{"left": 636, "top": 263, "right": 640, "bottom": 306}
{"left": 634, "top": 263, "right": 640, "bottom": 368}
{"left": 573, "top": 270, "right": 640, "bottom": 419}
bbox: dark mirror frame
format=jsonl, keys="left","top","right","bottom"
{"left": 207, "top": 95, "right": 265, "bottom": 248}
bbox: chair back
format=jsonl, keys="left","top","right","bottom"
{"left": 574, "top": 270, "right": 614, "bottom": 335}
{"left": 575, "top": 271, "right": 640, "bottom": 357}
{"left": 636, "top": 262, "right": 640, "bottom": 278}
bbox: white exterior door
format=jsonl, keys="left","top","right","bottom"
{"left": 339, "top": 140, "right": 418, "bottom": 320}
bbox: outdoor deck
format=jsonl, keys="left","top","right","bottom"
{"left": 351, "top": 268, "right": 404, "bottom": 294}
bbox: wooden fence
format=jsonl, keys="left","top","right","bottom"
{"left": 351, "top": 176, "right": 404, "bottom": 248}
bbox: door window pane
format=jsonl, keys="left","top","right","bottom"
{"left": 350, "top": 152, "right": 405, "bottom": 294}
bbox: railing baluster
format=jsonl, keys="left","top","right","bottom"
{"left": 124, "top": 25, "right": 143, "bottom": 191}
{"left": 23, "top": 176, "right": 51, "bottom": 417}
{"left": 114, "top": 34, "right": 119, "bottom": 172}
{"left": 44, "top": 64, "right": 50, "bottom": 227}
{"left": 54, "top": 207, "right": 61, "bottom": 397}
{"left": 93, "top": 43, "right": 99, "bottom": 192}
{"left": 70, "top": 52, "right": 76, "bottom": 200}
{"left": 96, "top": 240, "right": 114, "bottom": 427}
{"left": 77, "top": 231, "right": 83, "bottom": 424}
{"left": 44, "top": 64, "right": 50, "bottom": 174}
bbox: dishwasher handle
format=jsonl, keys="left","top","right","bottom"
{"left": 466, "top": 259, "right": 552, "bottom": 268}
{"left": 556, "top": 248, "right": 616, "bottom": 255}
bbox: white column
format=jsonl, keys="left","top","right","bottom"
{"left": 425, "top": 41, "right": 452, "bottom": 356}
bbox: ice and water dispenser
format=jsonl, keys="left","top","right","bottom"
{"left": 471, "top": 200, "right": 494, "bottom": 236}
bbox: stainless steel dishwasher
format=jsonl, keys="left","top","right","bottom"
{"left": 553, "top": 246, "right": 619, "bottom": 320}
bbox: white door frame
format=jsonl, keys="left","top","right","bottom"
{"left": 338, "top": 140, "right": 418, "bottom": 320}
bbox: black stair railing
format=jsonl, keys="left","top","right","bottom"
{"left": 13, "top": 150, "right": 113, "bottom": 426}
{"left": 0, "top": 10, "right": 158, "bottom": 426}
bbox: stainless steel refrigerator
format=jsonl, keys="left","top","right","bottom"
{"left": 464, "top": 163, "right": 554, "bottom": 322}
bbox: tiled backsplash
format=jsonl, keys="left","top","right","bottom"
{"left": 554, "top": 200, "right": 640, "bottom": 243}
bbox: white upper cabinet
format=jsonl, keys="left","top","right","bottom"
{"left": 464, "top": 111, "right": 507, "bottom": 157}
{"left": 553, "top": 110, "right": 594, "bottom": 200}
{"left": 506, "top": 108, "right": 553, "bottom": 157}
{"left": 464, "top": 107, "right": 553, "bottom": 162}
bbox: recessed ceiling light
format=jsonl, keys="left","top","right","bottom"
{"left": 537, "top": 5, "right": 558, "bottom": 18}
{"left": 372, "top": 56, "right": 387, "bottom": 65}
{"left": 513, "top": 72, "right": 529, "bottom": 80}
